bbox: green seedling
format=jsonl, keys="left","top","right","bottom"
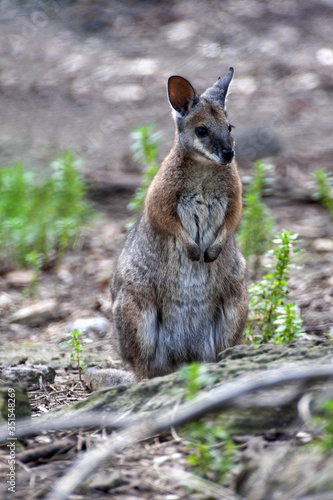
{"left": 127, "top": 125, "right": 162, "bottom": 229}
{"left": 179, "top": 362, "right": 216, "bottom": 400}
{"left": 179, "top": 362, "right": 238, "bottom": 484}
{"left": 245, "top": 230, "right": 304, "bottom": 345}
{"left": 22, "top": 250, "right": 43, "bottom": 298}
{"left": 237, "top": 161, "right": 274, "bottom": 270}
{"left": 312, "top": 399, "right": 333, "bottom": 453}
{"left": 273, "top": 303, "right": 304, "bottom": 344}
{"left": 312, "top": 169, "right": 333, "bottom": 221}
{"left": 184, "top": 420, "right": 238, "bottom": 485}
{"left": 59, "top": 329, "right": 93, "bottom": 381}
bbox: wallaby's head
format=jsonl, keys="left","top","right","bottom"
{"left": 168, "top": 67, "right": 235, "bottom": 165}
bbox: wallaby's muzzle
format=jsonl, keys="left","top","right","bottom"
{"left": 222, "top": 148, "right": 235, "bottom": 164}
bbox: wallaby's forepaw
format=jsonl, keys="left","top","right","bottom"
{"left": 204, "top": 244, "right": 222, "bottom": 263}
{"left": 186, "top": 243, "right": 201, "bottom": 261}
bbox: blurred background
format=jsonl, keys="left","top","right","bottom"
{"left": 0, "top": 0, "right": 332, "bottom": 181}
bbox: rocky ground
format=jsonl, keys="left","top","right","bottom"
{"left": 0, "top": 0, "right": 333, "bottom": 498}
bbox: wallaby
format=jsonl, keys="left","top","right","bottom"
{"left": 85, "top": 68, "right": 248, "bottom": 390}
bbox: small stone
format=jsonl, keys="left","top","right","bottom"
{"left": 154, "top": 455, "right": 169, "bottom": 465}
{"left": 296, "top": 431, "right": 312, "bottom": 444}
{"left": 5, "top": 270, "right": 34, "bottom": 287}
{"left": 312, "top": 238, "right": 333, "bottom": 252}
{"left": 0, "top": 292, "right": 14, "bottom": 313}
{"left": 9, "top": 299, "right": 61, "bottom": 327}
{"left": 68, "top": 317, "right": 110, "bottom": 337}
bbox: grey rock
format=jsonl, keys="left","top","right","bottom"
{"left": 0, "top": 364, "right": 56, "bottom": 385}
{"left": 68, "top": 317, "right": 110, "bottom": 337}
{"left": 9, "top": 299, "right": 62, "bottom": 327}
{"left": 84, "top": 368, "right": 135, "bottom": 391}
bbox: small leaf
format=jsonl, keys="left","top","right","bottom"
{"left": 59, "top": 340, "right": 71, "bottom": 348}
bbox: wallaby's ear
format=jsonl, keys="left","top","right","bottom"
{"left": 168, "top": 76, "right": 198, "bottom": 116}
{"left": 202, "top": 67, "right": 234, "bottom": 108}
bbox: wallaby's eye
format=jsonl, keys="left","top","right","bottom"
{"left": 228, "top": 123, "right": 235, "bottom": 132}
{"left": 195, "top": 126, "right": 208, "bottom": 138}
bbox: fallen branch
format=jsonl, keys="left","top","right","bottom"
{"left": 44, "top": 363, "right": 333, "bottom": 500}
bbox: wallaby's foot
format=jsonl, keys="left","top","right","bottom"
{"left": 204, "top": 244, "right": 222, "bottom": 263}
{"left": 84, "top": 368, "right": 135, "bottom": 391}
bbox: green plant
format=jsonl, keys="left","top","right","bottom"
{"left": 127, "top": 125, "right": 162, "bottom": 229}
{"left": 179, "top": 362, "right": 216, "bottom": 400}
{"left": 312, "top": 399, "right": 333, "bottom": 452}
{"left": 0, "top": 151, "right": 92, "bottom": 269}
{"left": 22, "top": 250, "right": 43, "bottom": 298}
{"left": 59, "top": 329, "right": 93, "bottom": 381}
{"left": 273, "top": 303, "right": 304, "bottom": 344}
{"left": 312, "top": 169, "right": 333, "bottom": 221}
{"left": 245, "top": 230, "right": 304, "bottom": 345}
{"left": 184, "top": 420, "right": 238, "bottom": 485}
{"left": 179, "top": 363, "right": 238, "bottom": 484}
{"left": 237, "top": 162, "right": 274, "bottom": 270}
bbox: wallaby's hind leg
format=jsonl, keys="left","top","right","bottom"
{"left": 112, "top": 291, "right": 157, "bottom": 381}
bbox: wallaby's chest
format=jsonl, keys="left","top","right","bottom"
{"left": 177, "top": 191, "right": 227, "bottom": 250}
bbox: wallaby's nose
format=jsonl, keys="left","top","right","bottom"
{"left": 222, "top": 149, "right": 234, "bottom": 163}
